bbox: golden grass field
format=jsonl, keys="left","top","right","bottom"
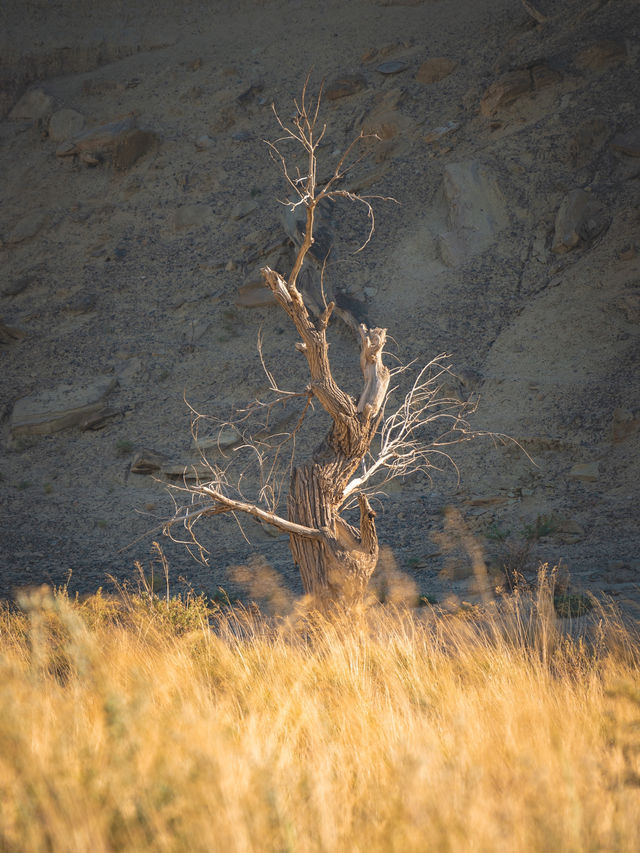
{"left": 1, "top": 572, "right": 639, "bottom": 852}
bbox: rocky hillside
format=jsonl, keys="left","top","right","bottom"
{"left": 1, "top": 0, "right": 639, "bottom": 607}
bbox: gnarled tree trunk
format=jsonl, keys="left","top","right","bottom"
{"left": 262, "top": 266, "right": 390, "bottom": 605}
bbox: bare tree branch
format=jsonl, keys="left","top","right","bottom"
{"left": 161, "top": 78, "right": 500, "bottom": 605}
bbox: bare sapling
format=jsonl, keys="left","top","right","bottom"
{"left": 165, "top": 81, "right": 481, "bottom": 607}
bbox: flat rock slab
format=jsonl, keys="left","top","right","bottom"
{"left": 161, "top": 462, "right": 214, "bottom": 480}
{"left": 11, "top": 377, "right": 117, "bottom": 437}
{"left": 56, "top": 115, "right": 157, "bottom": 169}
{"left": 131, "top": 448, "right": 168, "bottom": 474}
{"left": 480, "top": 64, "right": 561, "bottom": 116}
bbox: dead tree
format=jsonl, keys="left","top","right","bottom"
{"left": 165, "top": 83, "right": 478, "bottom": 607}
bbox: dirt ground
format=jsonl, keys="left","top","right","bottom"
{"left": 1, "top": 0, "right": 639, "bottom": 610}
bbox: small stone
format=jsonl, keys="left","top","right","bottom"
{"left": 236, "top": 82, "right": 264, "bottom": 106}
{"left": 611, "top": 126, "right": 640, "bottom": 158}
{"left": 11, "top": 376, "right": 117, "bottom": 437}
{"left": 48, "top": 108, "right": 85, "bottom": 142}
{"left": 375, "top": 60, "right": 408, "bottom": 75}
{"left": 325, "top": 74, "right": 367, "bottom": 100}
{"left": 195, "top": 134, "right": 213, "bottom": 150}
{"left": 232, "top": 129, "right": 253, "bottom": 142}
{"left": 612, "top": 408, "right": 639, "bottom": 443}
{"left": 65, "top": 293, "right": 97, "bottom": 315}
{"left": 551, "top": 189, "right": 608, "bottom": 254}
{"left": 480, "top": 70, "right": 532, "bottom": 116}
{"left": 615, "top": 291, "right": 640, "bottom": 323}
{"left": 9, "top": 87, "right": 55, "bottom": 121}
{"left": 569, "top": 461, "right": 599, "bottom": 482}
{"left": 424, "top": 120, "right": 460, "bottom": 144}
{"left": 416, "top": 57, "right": 457, "bottom": 84}
{"left": 131, "top": 449, "right": 168, "bottom": 475}
{"left": 230, "top": 200, "right": 258, "bottom": 221}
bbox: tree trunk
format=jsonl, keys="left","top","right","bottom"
{"left": 262, "top": 266, "right": 389, "bottom": 606}
{"left": 288, "top": 462, "right": 378, "bottom": 604}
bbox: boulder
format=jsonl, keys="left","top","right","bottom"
{"left": 551, "top": 189, "right": 608, "bottom": 254}
{"left": 112, "top": 128, "right": 157, "bottom": 171}
{"left": 9, "top": 88, "right": 55, "bottom": 121}
{"left": 480, "top": 64, "right": 561, "bottom": 116}
{"left": 11, "top": 377, "right": 117, "bottom": 437}
{"left": 325, "top": 74, "right": 367, "bottom": 100}
{"left": 56, "top": 115, "right": 156, "bottom": 169}
{"left": 48, "top": 108, "right": 85, "bottom": 142}
{"left": 437, "top": 160, "right": 508, "bottom": 266}
{"left": 480, "top": 69, "right": 531, "bottom": 116}
{"left": 416, "top": 57, "right": 457, "bottom": 84}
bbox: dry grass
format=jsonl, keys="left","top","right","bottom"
{"left": 0, "top": 577, "right": 639, "bottom": 852}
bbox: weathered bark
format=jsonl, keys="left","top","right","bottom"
{"left": 262, "top": 265, "right": 390, "bottom": 604}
